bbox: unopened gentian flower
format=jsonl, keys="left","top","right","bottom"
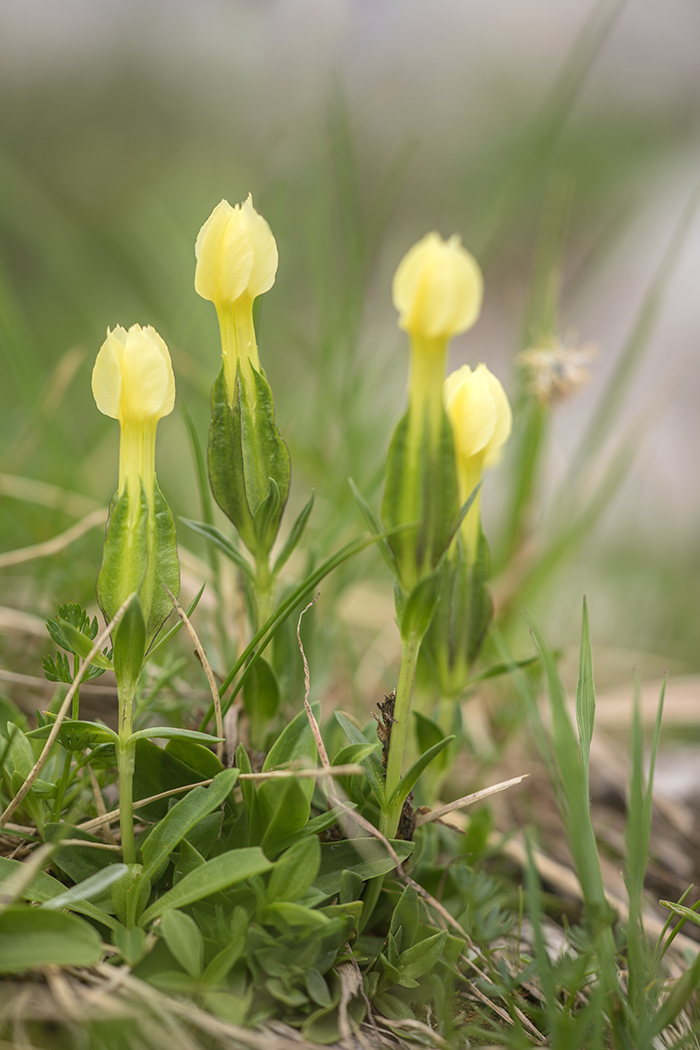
{"left": 196, "top": 195, "right": 289, "bottom": 566}
{"left": 92, "top": 324, "right": 179, "bottom": 645}
{"left": 382, "top": 232, "right": 484, "bottom": 596}
{"left": 444, "top": 363, "right": 512, "bottom": 561}
{"left": 195, "top": 195, "right": 278, "bottom": 401}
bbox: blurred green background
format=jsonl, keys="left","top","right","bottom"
{"left": 1, "top": 0, "right": 699, "bottom": 693}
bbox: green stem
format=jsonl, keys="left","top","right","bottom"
{"left": 52, "top": 658, "right": 82, "bottom": 822}
{"left": 380, "top": 631, "right": 421, "bottom": 839}
{"left": 255, "top": 556, "right": 274, "bottom": 632}
{"left": 117, "top": 684, "right": 136, "bottom": 865}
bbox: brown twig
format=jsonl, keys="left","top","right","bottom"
{"left": 0, "top": 508, "right": 107, "bottom": 569}
{"left": 296, "top": 592, "right": 331, "bottom": 769}
{"left": 414, "top": 775, "right": 529, "bottom": 826}
{"left": 164, "top": 584, "right": 224, "bottom": 760}
{"left": 76, "top": 765, "right": 364, "bottom": 833}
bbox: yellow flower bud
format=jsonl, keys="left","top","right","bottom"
{"left": 445, "top": 363, "right": 511, "bottom": 466}
{"left": 195, "top": 195, "right": 278, "bottom": 307}
{"left": 92, "top": 324, "right": 175, "bottom": 499}
{"left": 195, "top": 195, "right": 278, "bottom": 399}
{"left": 392, "top": 232, "right": 483, "bottom": 341}
{"left": 444, "top": 363, "right": 511, "bottom": 557}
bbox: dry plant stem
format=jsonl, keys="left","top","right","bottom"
{"left": 165, "top": 584, "right": 224, "bottom": 760}
{"left": 0, "top": 594, "right": 135, "bottom": 826}
{"left": 86, "top": 761, "right": 116, "bottom": 843}
{"left": 0, "top": 507, "right": 107, "bottom": 569}
{"left": 381, "top": 630, "right": 421, "bottom": 837}
{"left": 414, "top": 775, "right": 529, "bottom": 826}
{"left": 76, "top": 765, "right": 364, "bottom": 833}
{"left": 297, "top": 593, "right": 330, "bottom": 769}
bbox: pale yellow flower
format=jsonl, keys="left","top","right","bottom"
{"left": 195, "top": 195, "right": 278, "bottom": 398}
{"left": 445, "top": 363, "right": 512, "bottom": 467}
{"left": 392, "top": 232, "right": 483, "bottom": 341}
{"left": 194, "top": 195, "right": 278, "bottom": 307}
{"left": 92, "top": 324, "right": 175, "bottom": 499}
{"left": 444, "top": 363, "right": 511, "bottom": 558}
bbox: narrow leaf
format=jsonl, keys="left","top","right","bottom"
{"left": 140, "top": 848, "right": 272, "bottom": 924}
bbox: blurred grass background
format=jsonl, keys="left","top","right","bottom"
{"left": 0, "top": 0, "right": 699, "bottom": 697}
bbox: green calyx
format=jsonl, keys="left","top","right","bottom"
{"left": 208, "top": 361, "right": 290, "bottom": 558}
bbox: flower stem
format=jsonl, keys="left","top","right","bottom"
{"left": 117, "top": 684, "right": 136, "bottom": 865}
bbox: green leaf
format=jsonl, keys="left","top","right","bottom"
{"left": 54, "top": 619, "right": 113, "bottom": 670}
{"left": 260, "top": 776, "right": 312, "bottom": 858}
{"left": 26, "top": 718, "right": 119, "bottom": 749}
{"left": 659, "top": 900, "right": 700, "bottom": 931}
{"left": 339, "top": 870, "right": 363, "bottom": 904}
{"left": 160, "top": 909, "right": 204, "bottom": 978}
{"left": 173, "top": 839, "right": 206, "bottom": 884}
{"left": 348, "top": 477, "right": 397, "bottom": 575}
{"left": 180, "top": 399, "right": 215, "bottom": 528}
{"left": 140, "top": 848, "right": 272, "bottom": 925}
{"left": 0, "top": 906, "right": 103, "bottom": 972}
{"left": 243, "top": 657, "right": 281, "bottom": 749}
{"left": 253, "top": 477, "right": 281, "bottom": 548}
{"left": 314, "top": 839, "right": 414, "bottom": 899}
{"left": 132, "top": 739, "right": 208, "bottom": 822}
{"left": 262, "top": 706, "right": 318, "bottom": 802}
{"left": 41, "top": 864, "right": 128, "bottom": 910}
{"left": 272, "top": 490, "right": 315, "bottom": 575}
{"left": 112, "top": 924, "right": 147, "bottom": 966}
{"left": 397, "top": 929, "right": 447, "bottom": 984}
{"left": 389, "top": 884, "right": 419, "bottom": 950}
{"left": 465, "top": 654, "right": 539, "bottom": 685}
{"left": 413, "top": 711, "right": 443, "bottom": 756}
{"left": 112, "top": 595, "right": 147, "bottom": 697}
{"left": 127, "top": 726, "right": 224, "bottom": 745}
{"left": 388, "top": 736, "right": 454, "bottom": 812}
{"left": 269, "top": 804, "right": 351, "bottom": 857}
{"left": 110, "top": 864, "right": 151, "bottom": 928}
{"left": 575, "top": 597, "right": 595, "bottom": 789}
{"left": 334, "top": 711, "right": 385, "bottom": 806}
{"left": 267, "top": 836, "right": 321, "bottom": 904}
{"left": 180, "top": 518, "right": 254, "bottom": 580}
{"left": 164, "top": 738, "right": 224, "bottom": 779}
{"left": 0, "top": 857, "right": 118, "bottom": 930}
{"left": 398, "top": 570, "right": 441, "bottom": 642}
{"left": 332, "top": 742, "right": 380, "bottom": 766}
{"left": 140, "top": 769, "right": 238, "bottom": 881}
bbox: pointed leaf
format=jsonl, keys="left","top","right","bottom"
{"left": 140, "top": 769, "right": 238, "bottom": 880}
{"left": 272, "top": 490, "right": 315, "bottom": 575}
{"left": 160, "top": 909, "right": 204, "bottom": 978}
{"left": 180, "top": 518, "right": 254, "bottom": 579}
{"left": 55, "top": 620, "right": 113, "bottom": 671}
{"left": 140, "top": 848, "right": 272, "bottom": 924}
{"left": 0, "top": 907, "right": 103, "bottom": 972}
{"left": 388, "top": 736, "right": 454, "bottom": 812}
